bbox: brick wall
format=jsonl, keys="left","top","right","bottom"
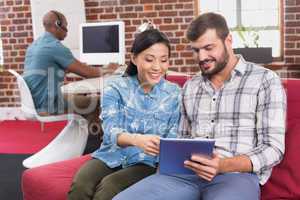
{"left": 0, "top": 0, "right": 32, "bottom": 107}
{"left": 285, "top": 0, "right": 300, "bottom": 63}
{"left": 0, "top": 0, "right": 299, "bottom": 107}
{"left": 83, "top": 0, "right": 196, "bottom": 72}
{"left": 282, "top": 0, "right": 300, "bottom": 77}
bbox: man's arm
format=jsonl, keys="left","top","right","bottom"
{"left": 243, "top": 75, "right": 286, "bottom": 178}
{"left": 219, "top": 155, "right": 252, "bottom": 173}
{"left": 66, "top": 59, "right": 119, "bottom": 78}
{"left": 185, "top": 74, "right": 286, "bottom": 182}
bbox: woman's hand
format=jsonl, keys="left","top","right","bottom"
{"left": 133, "top": 134, "right": 160, "bottom": 156}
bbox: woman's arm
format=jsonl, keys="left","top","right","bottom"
{"left": 101, "top": 79, "right": 160, "bottom": 155}
{"left": 117, "top": 133, "right": 160, "bottom": 156}
{"left": 119, "top": 86, "right": 181, "bottom": 155}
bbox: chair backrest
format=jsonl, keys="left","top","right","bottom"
{"left": 8, "top": 69, "right": 38, "bottom": 120}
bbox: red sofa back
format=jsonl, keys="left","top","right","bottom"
{"left": 166, "top": 75, "right": 300, "bottom": 199}
{"left": 261, "top": 79, "right": 300, "bottom": 200}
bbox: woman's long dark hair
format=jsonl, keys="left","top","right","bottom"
{"left": 124, "top": 29, "right": 171, "bottom": 76}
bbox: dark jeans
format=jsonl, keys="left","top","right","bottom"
{"left": 68, "top": 159, "right": 156, "bottom": 200}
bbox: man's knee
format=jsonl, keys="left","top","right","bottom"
{"left": 202, "top": 173, "right": 260, "bottom": 200}
{"left": 203, "top": 190, "right": 260, "bottom": 200}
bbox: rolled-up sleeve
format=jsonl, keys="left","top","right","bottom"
{"left": 245, "top": 75, "right": 286, "bottom": 175}
{"left": 53, "top": 43, "right": 75, "bottom": 70}
{"left": 100, "top": 82, "right": 126, "bottom": 150}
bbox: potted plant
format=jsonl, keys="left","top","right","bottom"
{"left": 233, "top": 26, "right": 272, "bottom": 64}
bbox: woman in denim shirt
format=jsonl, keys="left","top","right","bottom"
{"left": 68, "top": 29, "right": 181, "bottom": 200}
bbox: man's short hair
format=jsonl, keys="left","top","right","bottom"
{"left": 187, "top": 12, "right": 229, "bottom": 42}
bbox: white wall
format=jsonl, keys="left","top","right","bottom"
{"left": 30, "top": 0, "right": 86, "bottom": 58}
{"left": 0, "top": 107, "right": 25, "bottom": 120}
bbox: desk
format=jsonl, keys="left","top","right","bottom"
{"left": 61, "top": 70, "right": 187, "bottom": 94}
{"left": 61, "top": 77, "right": 105, "bottom": 135}
{"left": 61, "top": 65, "right": 127, "bottom": 94}
{"left": 61, "top": 77, "right": 104, "bottom": 95}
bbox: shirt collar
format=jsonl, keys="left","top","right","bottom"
{"left": 131, "top": 75, "right": 165, "bottom": 98}
{"left": 44, "top": 31, "right": 58, "bottom": 41}
{"left": 232, "top": 55, "right": 247, "bottom": 76}
{"left": 201, "top": 55, "right": 248, "bottom": 88}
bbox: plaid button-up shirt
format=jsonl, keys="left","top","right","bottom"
{"left": 178, "top": 56, "right": 286, "bottom": 184}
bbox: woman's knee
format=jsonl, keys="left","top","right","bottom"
{"left": 68, "top": 180, "right": 95, "bottom": 199}
{"left": 68, "top": 159, "right": 111, "bottom": 199}
{"left": 91, "top": 175, "right": 125, "bottom": 200}
{"left": 99, "top": 174, "right": 125, "bottom": 194}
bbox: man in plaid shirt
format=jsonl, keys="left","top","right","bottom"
{"left": 114, "top": 12, "right": 286, "bottom": 200}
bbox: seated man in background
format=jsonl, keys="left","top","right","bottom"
{"left": 23, "top": 10, "right": 118, "bottom": 135}
{"left": 23, "top": 10, "right": 117, "bottom": 115}
{"left": 113, "top": 12, "right": 286, "bottom": 200}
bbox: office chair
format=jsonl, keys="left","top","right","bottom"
{"left": 8, "top": 69, "right": 89, "bottom": 168}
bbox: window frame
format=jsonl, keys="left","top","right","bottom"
{"left": 194, "top": 0, "right": 283, "bottom": 62}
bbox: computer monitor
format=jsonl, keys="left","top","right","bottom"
{"left": 79, "top": 21, "right": 125, "bottom": 65}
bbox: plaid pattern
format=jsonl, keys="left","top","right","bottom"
{"left": 178, "top": 56, "right": 286, "bottom": 184}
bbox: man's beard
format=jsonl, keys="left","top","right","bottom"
{"left": 199, "top": 44, "right": 229, "bottom": 78}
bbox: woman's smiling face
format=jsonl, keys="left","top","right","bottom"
{"left": 132, "top": 42, "right": 170, "bottom": 92}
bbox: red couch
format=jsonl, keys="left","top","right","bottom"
{"left": 22, "top": 76, "right": 300, "bottom": 200}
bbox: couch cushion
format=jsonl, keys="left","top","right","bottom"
{"left": 22, "top": 154, "right": 91, "bottom": 200}
{"left": 261, "top": 79, "right": 300, "bottom": 200}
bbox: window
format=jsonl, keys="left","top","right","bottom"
{"left": 198, "top": 0, "right": 281, "bottom": 58}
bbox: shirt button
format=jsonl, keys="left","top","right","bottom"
{"left": 211, "top": 120, "right": 214, "bottom": 123}
{"left": 212, "top": 98, "right": 216, "bottom": 101}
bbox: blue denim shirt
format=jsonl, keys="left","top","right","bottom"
{"left": 92, "top": 75, "right": 181, "bottom": 168}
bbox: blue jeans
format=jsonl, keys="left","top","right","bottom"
{"left": 113, "top": 173, "right": 260, "bottom": 200}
